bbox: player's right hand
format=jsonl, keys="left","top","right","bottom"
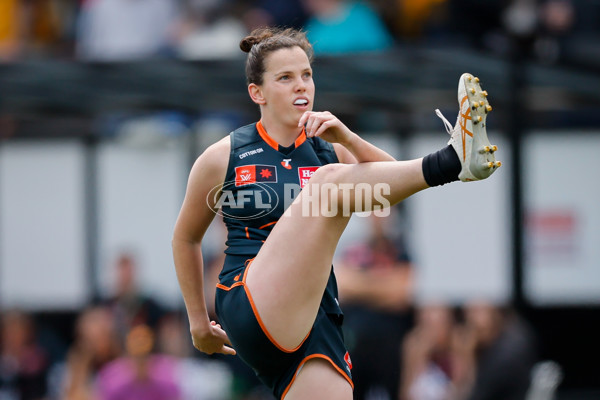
{"left": 190, "top": 320, "right": 236, "bottom": 356}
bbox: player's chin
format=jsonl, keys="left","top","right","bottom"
{"left": 296, "top": 108, "right": 313, "bottom": 122}
{"left": 287, "top": 108, "right": 304, "bottom": 121}
{"left": 292, "top": 105, "right": 311, "bottom": 114}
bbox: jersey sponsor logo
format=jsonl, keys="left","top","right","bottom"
{"left": 235, "top": 165, "right": 277, "bottom": 186}
{"left": 281, "top": 158, "right": 292, "bottom": 169}
{"left": 344, "top": 351, "right": 353, "bottom": 371}
{"left": 238, "top": 148, "right": 264, "bottom": 159}
{"left": 298, "top": 166, "right": 320, "bottom": 188}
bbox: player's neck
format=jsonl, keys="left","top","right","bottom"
{"left": 259, "top": 117, "right": 302, "bottom": 148}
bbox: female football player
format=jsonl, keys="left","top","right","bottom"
{"left": 172, "top": 27, "right": 499, "bottom": 400}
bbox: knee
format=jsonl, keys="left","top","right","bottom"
{"left": 309, "top": 163, "right": 347, "bottom": 185}
{"left": 300, "top": 164, "right": 353, "bottom": 213}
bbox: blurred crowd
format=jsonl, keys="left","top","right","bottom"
{"left": 0, "top": 0, "right": 596, "bottom": 66}
{"left": 333, "top": 210, "right": 541, "bottom": 400}
{"left": 0, "top": 211, "right": 550, "bottom": 400}
{"left": 0, "top": 252, "right": 235, "bottom": 400}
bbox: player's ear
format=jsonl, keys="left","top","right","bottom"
{"left": 248, "top": 84, "right": 266, "bottom": 105}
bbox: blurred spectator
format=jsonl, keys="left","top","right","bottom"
{"left": 96, "top": 324, "right": 180, "bottom": 400}
{"left": 443, "top": 0, "right": 577, "bottom": 63}
{"left": 447, "top": 0, "right": 505, "bottom": 51}
{"left": 76, "top": 0, "right": 179, "bottom": 61}
{"left": 451, "top": 302, "right": 537, "bottom": 400}
{"left": 102, "top": 252, "right": 165, "bottom": 346}
{"left": 389, "top": 0, "right": 448, "bottom": 40}
{"left": 302, "top": 0, "right": 394, "bottom": 54}
{"left": 47, "top": 306, "right": 121, "bottom": 400}
{"left": 0, "top": 0, "right": 24, "bottom": 60}
{"left": 501, "top": 0, "right": 539, "bottom": 58}
{"left": 0, "top": 0, "right": 65, "bottom": 61}
{"left": 0, "top": 310, "right": 49, "bottom": 400}
{"left": 534, "top": 0, "right": 575, "bottom": 64}
{"left": 174, "top": 0, "right": 247, "bottom": 60}
{"left": 0, "top": 114, "right": 18, "bottom": 140}
{"left": 401, "top": 304, "right": 455, "bottom": 400}
{"left": 242, "top": 0, "right": 308, "bottom": 30}
{"left": 335, "top": 211, "right": 413, "bottom": 400}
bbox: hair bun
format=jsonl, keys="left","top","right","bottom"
{"left": 239, "top": 37, "right": 259, "bottom": 53}
{"left": 239, "top": 28, "right": 276, "bottom": 53}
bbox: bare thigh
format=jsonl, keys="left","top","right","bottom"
{"left": 246, "top": 205, "right": 350, "bottom": 349}
{"left": 245, "top": 161, "right": 427, "bottom": 349}
{"left": 283, "top": 358, "right": 353, "bottom": 400}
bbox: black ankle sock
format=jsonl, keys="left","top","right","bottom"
{"left": 422, "top": 145, "right": 461, "bottom": 187}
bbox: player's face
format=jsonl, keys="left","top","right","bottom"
{"left": 259, "top": 46, "right": 314, "bottom": 127}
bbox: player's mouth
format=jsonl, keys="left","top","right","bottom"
{"left": 293, "top": 97, "right": 309, "bottom": 109}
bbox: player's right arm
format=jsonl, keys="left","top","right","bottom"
{"left": 172, "top": 136, "right": 235, "bottom": 355}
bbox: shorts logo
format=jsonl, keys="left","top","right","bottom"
{"left": 298, "top": 166, "right": 320, "bottom": 188}
{"left": 344, "top": 351, "right": 352, "bottom": 370}
{"left": 235, "top": 165, "right": 277, "bottom": 186}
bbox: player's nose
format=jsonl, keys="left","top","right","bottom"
{"left": 294, "top": 76, "right": 306, "bottom": 92}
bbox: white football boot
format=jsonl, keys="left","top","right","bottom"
{"left": 436, "top": 73, "right": 501, "bottom": 181}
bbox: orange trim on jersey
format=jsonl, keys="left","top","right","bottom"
{"left": 294, "top": 129, "right": 307, "bottom": 148}
{"left": 257, "top": 120, "right": 306, "bottom": 151}
{"left": 216, "top": 258, "right": 254, "bottom": 291}
{"left": 259, "top": 221, "right": 278, "bottom": 230}
{"left": 216, "top": 282, "right": 244, "bottom": 291}
{"left": 242, "top": 259, "right": 311, "bottom": 353}
{"left": 280, "top": 354, "right": 354, "bottom": 400}
{"left": 245, "top": 227, "right": 250, "bottom": 239}
{"left": 215, "top": 258, "right": 310, "bottom": 353}
{"left": 256, "top": 121, "right": 279, "bottom": 151}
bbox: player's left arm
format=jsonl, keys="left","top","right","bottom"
{"left": 299, "top": 110, "right": 395, "bottom": 163}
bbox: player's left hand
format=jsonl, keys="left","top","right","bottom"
{"left": 190, "top": 320, "right": 236, "bottom": 356}
{"left": 298, "top": 111, "right": 355, "bottom": 145}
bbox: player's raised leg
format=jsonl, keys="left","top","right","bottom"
{"left": 245, "top": 73, "right": 501, "bottom": 351}
{"left": 245, "top": 158, "right": 428, "bottom": 349}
